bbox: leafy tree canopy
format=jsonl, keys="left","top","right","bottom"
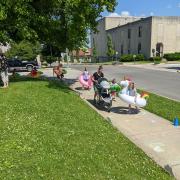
{"left": 41, "top": 44, "right": 61, "bottom": 57}
{"left": 5, "top": 41, "right": 41, "bottom": 61}
{"left": 0, "top": 0, "right": 117, "bottom": 51}
{"left": 107, "top": 34, "right": 115, "bottom": 58}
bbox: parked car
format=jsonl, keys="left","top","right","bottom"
{"left": 7, "top": 59, "right": 39, "bottom": 72}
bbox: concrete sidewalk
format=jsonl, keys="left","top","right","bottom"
{"left": 43, "top": 68, "right": 180, "bottom": 179}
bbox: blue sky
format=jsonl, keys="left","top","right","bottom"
{"left": 102, "top": 0, "right": 180, "bottom": 17}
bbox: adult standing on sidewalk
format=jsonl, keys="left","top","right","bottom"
{"left": 92, "top": 66, "right": 104, "bottom": 103}
{"left": 0, "top": 54, "right": 9, "bottom": 88}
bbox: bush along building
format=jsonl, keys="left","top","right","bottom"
{"left": 91, "top": 16, "right": 180, "bottom": 62}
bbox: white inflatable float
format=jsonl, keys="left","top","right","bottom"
{"left": 118, "top": 80, "right": 149, "bottom": 107}
{"left": 79, "top": 74, "right": 93, "bottom": 89}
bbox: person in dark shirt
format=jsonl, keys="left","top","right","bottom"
{"left": 92, "top": 66, "right": 104, "bottom": 102}
{"left": 0, "top": 54, "right": 9, "bottom": 88}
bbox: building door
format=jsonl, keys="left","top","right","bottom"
{"left": 156, "top": 43, "right": 163, "bottom": 57}
{"left": 138, "top": 43, "right": 141, "bottom": 54}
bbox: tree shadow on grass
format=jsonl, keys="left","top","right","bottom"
{"left": 46, "top": 78, "right": 78, "bottom": 94}
{"left": 8, "top": 75, "right": 76, "bottom": 94}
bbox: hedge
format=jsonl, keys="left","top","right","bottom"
{"left": 164, "top": 52, "right": 180, "bottom": 61}
{"left": 149, "top": 57, "right": 162, "bottom": 61}
{"left": 120, "top": 54, "right": 145, "bottom": 62}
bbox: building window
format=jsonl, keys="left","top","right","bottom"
{"left": 138, "top": 26, "right": 142, "bottom": 37}
{"left": 121, "top": 44, "right": 124, "bottom": 55}
{"left": 128, "top": 29, "right": 131, "bottom": 39}
{"left": 138, "top": 43, "right": 141, "bottom": 54}
{"left": 128, "top": 42, "right": 131, "bottom": 54}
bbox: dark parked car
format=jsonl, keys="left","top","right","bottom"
{"left": 7, "top": 59, "right": 39, "bottom": 72}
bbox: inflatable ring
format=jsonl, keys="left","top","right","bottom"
{"left": 118, "top": 80, "right": 149, "bottom": 107}
{"left": 79, "top": 74, "right": 93, "bottom": 89}
{"left": 110, "top": 83, "right": 121, "bottom": 92}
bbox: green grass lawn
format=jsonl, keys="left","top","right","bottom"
{"left": 0, "top": 78, "right": 173, "bottom": 179}
{"left": 141, "top": 91, "right": 180, "bottom": 122}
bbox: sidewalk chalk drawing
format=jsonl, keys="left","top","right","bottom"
{"left": 149, "top": 143, "right": 165, "bottom": 153}
{"left": 79, "top": 74, "right": 93, "bottom": 89}
{"left": 118, "top": 80, "right": 149, "bottom": 107}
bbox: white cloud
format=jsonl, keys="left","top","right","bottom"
{"left": 178, "top": 3, "right": 180, "bottom": 8}
{"left": 150, "top": 12, "right": 154, "bottom": 16}
{"left": 120, "top": 11, "right": 131, "bottom": 16}
{"left": 107, "top": 12, "right": 120, "bottom": 17}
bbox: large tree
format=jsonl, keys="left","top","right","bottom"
{"left": 0, "top": 0, "right": 117, "bottom": 51}
{"left": 92, "top": 40, "right": 98, "bottom": 62}
{"left": 107, "top": 34, "right": 115, "bottom": 60}
{"left": 5, "top": 41, "right": 41, "bottom": 61}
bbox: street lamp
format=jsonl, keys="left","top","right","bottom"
{"left": 133, "top": 55, "right": 136, "bottom": 64}
{"left": 116, "top": 51, "right": 118, "bottom": 61}
{"left": 152, "top": 49, "right": 156, "bottom": 64}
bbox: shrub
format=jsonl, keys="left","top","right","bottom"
{"left": 164, "top": 52, "right": 180, "bottom": 61}
{"left": 153, "top": 57, "right": 162, "bottom": 61}
{"left": 149, "top": 57, "right": 161, "bottom": 61}
{"left": 151, "top": 57, "right": 162, "bottom": 64}
{"left": 135, "top": 54, "right": 145, "bottom": 61}
{"left": 120, "top": 54, "right": 134, "bottom": 62}
{"left": 120, "top": 54, "right": 145, "bottom": 62}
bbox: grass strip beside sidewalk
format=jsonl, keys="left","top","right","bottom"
{"left": 0, "top": 78, "right": 173, "bottom": 179}
{"left": 138, "top": 90, "right": 180, "bottom": 122}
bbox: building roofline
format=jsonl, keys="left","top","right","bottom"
{"left": 96, "top": 17, "right": 105, "bottom": 22}
{"left": 96, "top": 15, "right": 142, "bottom": 22}
{"left": 151, "top": 16, "right": 180, "bottom": 18}
{"left": 106, "top": 16, "right": 152, "bottom": 31}
{"left": 106, "top": 16, "right": 180, "bottom": 32}
{"left": 105, "top": 16, "right": 141, "bottom": 18}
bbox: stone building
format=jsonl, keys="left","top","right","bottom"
{"left": 91, "top": 16, "right": 141, "bottom": 60}
{"left": 91, "top": 16, "right": 180, "bottom": 60}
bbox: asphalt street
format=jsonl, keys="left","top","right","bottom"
{"left": 70, "top": 64, "right": 180, "bottom": 101}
